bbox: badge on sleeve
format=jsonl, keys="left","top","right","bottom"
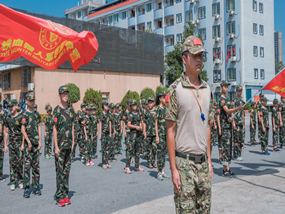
{"left": 22, "top": 118, "right": 26, "bottom": 123}
{"left": 54, "top": 118, "right": 58, "bottom": 122}
{"left": 165, "top": 94, "right": 170, "bottom": 107}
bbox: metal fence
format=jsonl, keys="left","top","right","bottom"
{"left": 4, "top": 8, "right": 164, "bottom": 75}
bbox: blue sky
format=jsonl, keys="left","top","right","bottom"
{"left": 0, "top": 0, "right": 284, "bottom": 60}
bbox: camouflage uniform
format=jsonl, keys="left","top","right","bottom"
{"left": 272, "top": 106, "right": 279, "bottom": 147}
{"left": 144, "top": 108, "right": 157, "bottom": 166}
{"left": 122, "top": 110, "right": 130, "bottom": 153}
{"left": 233, "top": 97, "right": 245, "bottom": 159}
{"left": 72, "top": 115, "right": 81, "bottom": 158}
{"left": 113, "top": 111, "right": 122, "bottom": 154}
{"left": 0, "top": 114, "right": 4, "bottom": 178}
{"left": 260, "top": 105, "right": 269, "bottom": 153}
{"left": 156, "top": 105, "right": 166, "bottom": 172}
{"left": 78, "top": 111, "right": 86, "bottom": 158}
{"left": 44, "top": 114, "right": 53, "bottom": 156}
{"left": 22, "top": 109, "right": 41, "bottom": 190}
{"left": 91, "top": 114, "right": 99, "bottom": 156}
{"left": 108, "top": 104, "right": 115, "bottom": 160}
{"left": 256, "top": 100, "right": 263, "bottom": 141}
{"left": 84, "top": 112, "right": 92, "bottom": 163}
{"left": 210, "top": 108, "right": 219, "bottom": 151}
{"left": 279, "top": 102, "right": 285, "bottom": 147}
{"left": 250, "top": 108, "right": 257, "bottom": 145}
{"left": 100, "top": 110, "right": 111, "bottom": 165}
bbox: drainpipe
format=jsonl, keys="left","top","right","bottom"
{"left": 240, "top": 0, "right": 245, "bottom": 100}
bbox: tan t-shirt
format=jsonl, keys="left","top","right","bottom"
{"left": 166, "top": 73, "right": 213, "bottom": 155}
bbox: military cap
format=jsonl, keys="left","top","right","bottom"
{"left": 58, "top": 85, "right": 69, "bottom": 94}
{"left": 26, "top": 92, "right": 35, "bottom": 100}
{"left": 182, "top": 36, "right": 207, "bottom": 54}
{"left": 102, "top": 100, "right": 109, "bottom": 106}
{"left": 86, "top": 105, "right": 92, "bottom": 110}
{"left": 236, "top": 85, "right": 242, "bottom": 91}
{"left": 129, "top": 99, "right": 137, "bottom": 106}
{"left": 261, "top": 97, "right": 268, "bottom": 102}
{"left": 220, "top": 80, "right": 230, "bottom": 87}
{"left": 46, "top": 106, "right": 52, "bottom": 111}
{"left": 34, "top": 104, "right": 37, "bottom": 108}
{"left": 76, "top": 111, "right": 82, "bottom": 117}
{"left": 90, "top": 104, "right": 96, "bottom": 110}
{"left": 80, "top": 103, "right": 86, "bottom": 108}
{"left": 141, "top": 99, "right": 147, "bottom": 105}
{"left": 115, "top": 103, "right": 120, "bottom": 108}
{"left": 117, "top": 102, "right": 121, "bottom": 106}
{"left": 148, "top": 97, "right": 155, "bottom": 102}
{"left": 8, "top": 100, "right": 18, "bottom": 107}
{"left": 259, "top": 92, "right": 264, "bottom": 97}
{"left": 251, "top": 102, "right": 256, "bottom": 106}
{"left": 108, "top": 103, "right": 115, "bottom": 108}
{"left": 127, "top": 99, "right": 132, "bottom": 105}
{"left": 157, "top": 91, "right": 166, "bottom": 97}
{"left": 273, "top": 99, "right": 279, "bottom": 104}
{"left": 17, "top": 107, "right": 21, "bottom": 112}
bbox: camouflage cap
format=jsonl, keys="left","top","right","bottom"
{"left": 86, "top": 105, "right": 92, "bottom": 110}
{"left": 236, "top": 85, "right": 242, "bottom": 91}
{"left": 90, "top": 104, "right": 96, "bottom": 110}
{"left": 102, "top": 100, "right": 109, "bottom": 106}
{"left": 8, "top": 100, "right": 18, "bottom": 107}
{"left": 148, "top": 97, "right": 154, "bottom": 102}
{"left": 220, "top": 80, "right": 230, "bottom": 87}
{"left": 33, "top": 104, "right": 37, "bottom": 108}
{"left": 58, "top": 85, "right": 69, "bottom": 94}
{"left": 182, "top": 36, "right": 208, "bottom": 54}
{"left": 117, "top": 102, "right": 121, "bottom": 106}
{"left": 129, "top": 99, "right": 137, "bottom": 106}
{"left": 127, "top": 99, "right": 132, "bottom": 105}
{"left": 251, "top": 102, "right": 256, "bottom": 106}
{"left": 157, "top": 91, "right": 166, "bottom": 97}
{"left": 46, "top": 106, "right": 52, "bottom": 111}
{"left": 261, "top": 97, "right": 268, "bottom": 102}
{"left": 141, "top": 99, "right": 147, "bottom": 105}
{"left": 76, "top": 110, "right": 83, "bottom": 117}
{"left": 273, "top": 98, "right": 279, "bottom": 104}
{"left": 108, "top": 103, "right": 115, "bottom": 108}
{"left": 259, "top": 92, "right": 264, "bottom": 97}
{"left": 115, "top": 103, "right": 120, "bottom": 108}
{"left": 26, "top": 92, "right": 35, "bottom": 100}
{"left": 80, "top": 103, "right": 86, "bottom": 108}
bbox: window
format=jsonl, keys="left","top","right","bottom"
{"left": 260, "top": 69, "right": 265, "bottom": 79}
{"left": 102, "top": 92, "right": 109, "bottom": 102}
{"left": 3, "top": 72, "right": 10, "bottom": 89}
{"left": 186, "top": 10, "right": 193, "bottom": 21}
{"left": 147, "top": 22, "right": 152, "bottom": 30}
{"left": 146, "top": 3, "right": 152, "bottom": 12}
{"left": 213, "top": 48, "right": 221, "bottom": 60}
{"left": 254, "top": 68, "right": 258, "bottom": 79}
{"left": 260, "top": 47, "right": 264, "bottom": 57}
{"left": 253, "top": 46, "right": 258, "bottom": 57}
{"left": 227, "top": 22, "right": 235, "bottom": 34}
{"left": 177, "top": 34, "right": 182, "bottom": 43}
{"left": 228, "top": 68, "right": 236, "bottom": 81}
{"left": 158, "top": 3, "right": 162, "bottom": 9}
{"left": 213, "top": 70, "right": 221, "bottom": 82}
{"left": 199, "top": 29, "right": 206, "bottom": 40}
{"left": 21, "top": 92, "right": 29, "bottom": 99}
{"left": 227, "top": 45, "right": 236, "bottom": 57}
{"left": 21, "top": 67, "right": 31, "bottom": 87}
{"left": 114, "top": 14, "right": 119, "bottom": 23}
{"left": 166, "top": 36, "right": 174, "bottom": 46}
{"left": 227, "top": 0, "right": 235, "bottom": 11}
{"left": 229, "top": 92, "right": 236, "bottom": 101}
{"left": 122, "top": 11, "right": 127, "bottom": 19}
{"left": 198, "top": 7, "right": 206, "bottom": 19}
{"left": 176, "top": 14, "right": 182, "bottom": 23}
{"left": 259, "top": 3, "right": 263, "bottom": 13}
{"left": 108, "top": 16, "right": 112, "bottom": 23}
{"left": 260, "top": 25, "right": 264, "bottom": 35}
{"left": 213, "top": 3, "right": 220, "bottom": 16}
{"left": 253, "top": 1, "right": 257, "bottom": 11}
{"left": 213, "top": 25, "right": 220, "bottom": 38}
{"left": 77, "top": 11, "right": 82, "bottom": 19}
{"left": 253, "top": 23, "right": 257, "bottom": 34}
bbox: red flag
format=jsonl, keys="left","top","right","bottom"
{"left": 0, "top": 4, "right": 98, "bottom": 72}
{"left": 226, "top": 55, "right": 229, "bottom": 62}
{"left": 263, "top": 68, "right": 285, "bottom": 97}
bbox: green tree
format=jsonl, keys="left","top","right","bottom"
{"left": 140, "top": 87, "right": 155, "bottom": 100}
{"left": 65, "top": 83, "right": 80, "bottom": 106}
{"left": 155, "top": 85, "right": 167, "bottom": 96}
{"left": 121, "top": 90, "right": 140, "bottom": 112}
{"left": 275, "top": 60, "right": 284, "bottom": 74}
{"left": 83, "top": 88, "right": 103, "bottom": 116}
{"left": 164, "top": 21, "right": 208, "bottom": 86}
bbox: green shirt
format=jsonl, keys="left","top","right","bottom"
{"left": 272, "top": 107, "right": 279, "bottom": 126}
{"left": 128, "top": 111, "right": 142, "bottom": 132}
{"left": 250, "top": 109, "right": 257, "bottom": 125}
{"left": 100, "top": 111, "right": 110, "bottom": 134}
{"left": 123, "top": 110, "right": 130, "bottom": 133}
{"left": 260, "top": 106, "right": 269, "bottom": 128}
{"left": 4, "top": 113, "right": 22, "bottom": 146}
{"left": 279, "top": 103, "right": 285, "bottom": 122}
{"left": 21, "top": 110, "right": 41, "bottom": 144}
{"left": 233, "top": 97, "right": 245, "bottom": 126}
{"left": 45, "top": 115, "right": 53, "bottom": 132}
{"left": 219, "top": 96, "right": 233, "bottom": 129}
{"left": 156, "top": 106, "right": 166, "bottom": 136}
{"left": 144, "top": 109, "right": 157, "bottom": 136}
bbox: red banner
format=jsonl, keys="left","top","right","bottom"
{"left": 263, "top": 68, "right": 285, "bottom": 97}
{"left": 0, "top": 4, "right": 99, "bottom": 72}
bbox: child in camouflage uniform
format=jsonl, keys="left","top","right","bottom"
{"left": 21, "top": 92, "right": 42, "bottom": 198}
{"left": 260, "top": 97, "right": 270, "bottom": 155}
{"left": 44, "top": 105, "right": 53, "bottom": 159}
{"left": 78, "top": 107, "right": 87, "bottom": 162}
{"left": 91, "top": 105, "right": 99, "bottom": 159}
{"left": 250, "top": 102, "right": 257, "bottom": 146}
{"left": 155, "top": 91, "right": 169, "bottom": 180}
{"left": 52, "top": 86, "right": 75, "bottom": 207}
{"left": 84, "top": 105, "right": 93, "bottom": 166}
{"left": 123, "top": 99, "right": 131, "bottom": 157}
{"left": 72, "top": 112, "right": 81, "bottom": 162}
{"left": 279, "top": 96, "right": 285, "bottom": 149}
{"left": 125, "top": 99, "right": 144, "bottom": 174}
{"left": 4, "top": 100, "right": 24, "bottom": 190}
{"left": 210, "top": 102, "right": 219, "bottom": 151}
{"left": 0, "top": 104, "right": 5, "bottom": 182}
{"left": 256, "top": 93, "right": 264, "bottom": 144}
{"left": 114, "top": 104, "right": 122, "bottom": 155}
{"left": 143, "top": 97, "right": 157, "bottom": 169}
{"left": 272, "top": 99, "right": 280, "bottom": 152}
{"left": 108, "top": 103, "right": 117, "bottom": 162}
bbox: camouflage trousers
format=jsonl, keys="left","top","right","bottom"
{"left": 78, "top": 132, "right": 85, "bottom": 157}
{"left": 258, "top": 122, "right": 262, "bottom": 141}
{"left": 260, "top": 128, "right": 269, "bottom": 153}
{"left": 0, "top": 137, "right": 4, "bottom": 177}
{"left": 221, "top": 129, "right": 232, "bottom": 166}
{"left": 85, "top": 134, "right": 92, "bottom": 162}
{"left": 109, "top": 132, "right": 115, "bottom": 159}
{"left": 218, "top": 134, "right": 222, "bottom": 150}
{"left": 9, "top": 144, "right": 23, "bottom": 185}
{"left": 91, "top": 131, "right": 97, "bottom": 155}
{"left": 114, "top": 130, "right": 122, "bottom": 153}
{"left": 157, "top": 135, "right": 166, "bottom": 172}
{"left": 55, "top": 148, "right": 71, "bottom": 201}
{"left": 142, "top": 138, "right": 148, "bottom": 158}
{"left": 147, "top": 136, "right": 157, "bottom": 166}
{"left": 280, "top": 124, "right": 285, "bottom": 147}
{"left": 101, "top": 132, "right": 110, "bottom": 165}
{"left": 174, "top": 156, "right": 211, "bottom": 214}
{"left": 72, "top": 131, "right": 80, "bottom": 158}
{"left": 273, "top": 127, "right": 279, "bottom": 147}
{"left": 44, "top": 131, "right": 52, "bottom": 156}
{"left": 233, "top": 126, "right": 243, "bottom": 159}
{"left": 210, "top": 127, "right": 218, "bottom": 153}
{"left": 126, "top": 131, "right": 142, "bottom": 168}
{"left": 24, "top": 143, "right": 40, "bottom": 189}
{"left": 250, "top": 124, "right": 257, "bottom": 145}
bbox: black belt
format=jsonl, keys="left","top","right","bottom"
{"left": 175, "top": 151, "right": 206, "bottom": 163}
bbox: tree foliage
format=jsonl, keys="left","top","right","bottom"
{"left": 275, "top": 60, "right": 284, "bottom": 74}
{"left": 164, "top": 21, "right": 208, "bottom": 86}
{"left": 83, "top": 88, "right": 103, "bottom": 116}
{"left": 65, "top": 83, "right": 80, "bottom": 106}
{"left": 155, "top": 85, "right": 167, "bottom": 96}
{"left": 140, "top": 87, "right": 155, "bottom": 100}
{"left": 121, "top": 90, "right": 140, "bottom": 112}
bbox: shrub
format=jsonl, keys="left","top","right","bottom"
{"left": 65, "top": 83, "right": 80, "bottom": 106}
{"left": 244, "top": 102, "right": 251, "bottom": 111}
{"left": 121, "top": 90, "right": 140, "bottom": 112}
{"left": 83, "top": 88, "right": 103, "bottom": 116}
{"left": 140, "top": 88, "right": 155, "bottom": 100}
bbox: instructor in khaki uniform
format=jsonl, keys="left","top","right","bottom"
{"left": 166, "top": 36, "right": 213, "bottom": 213}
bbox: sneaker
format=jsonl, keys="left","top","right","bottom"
{"left": 239, "top": 157, "right": 244, "bottom": 161}
{"left": 10, "top": 184, "right": 15, "bottom": 191}
{"left": 81, "top": 157, "right": 85, "bottom": 162}
{"left": 63, "top": 197, "right": 71, "bottom": 205}
{"left": 58, "top": 199, "right": 66, "bottom": 207}
{"left": 162, "top": 172, "right": 170, "bottom": 179}
{"left": 86, "top": 162, "right": 90, "bottom": 166}
{"left": 229, "top": 170, "right": 237, "bottom": 178}
{"left": 33, "top": 188, "right": 42, "bottom": 195}
{"left": 157, "top": 173, "right": 163, "bottom": 181}
{"left": 235, "top": 157, "right": 242, "bottom": 161}
{"left": 219, "top": 158, "right": 222, "bottom": 165}
{"left": 273, "top": 148, "right": 281, "bottom": 152}
{"left": 18, "top": 183, "right": 24, "bottom": 189}
{"left": 91, "top": 154, "right": 95, "bottom": 159}
{"left": 222, "top": 170, "right": 232, "bottom": 178}
{"left": 94, "top": 154, "right": 98, "bottom": 159}
{"left": 124, "top": 167, "right": 131, "bottom": 174}
{"left": 120, "top": 148, "right": 123, "bottom": 151}
{"left": 112, "top": 158, "right": 117, "bottom": 162}
{"left": 232, "top": 157, "right": 238, "bottom": 161}
{"left": 23, "top": 189, "right": 30, "bottom": 198}
{"left": 135, "top": 167, "right": 144, "bottom": 172}
{"left": 265, "top": 152, "right": 270, "bottom": 155}
{"left": 89, "top": 161, "right": 95, "bottom": 165}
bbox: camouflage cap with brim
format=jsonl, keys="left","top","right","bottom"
{"left": 80, "top": 103, "right": 86, "bottom": 108}
{"left": 130, "top": 99, "right": 137, "bottom": 106}
{"left": 148, "top": 97, "right": 154, "bottom": 102}
{"left": 261, "top": 97, "right": 268, "bottom": 102}
{"left": 117, "top": 102, "right": 121, "bottom": 106}
{"left": 157, "top": 91, "right": 166, "bottom": 97}
{"left": 251, "top": 102, "right": 256, "bottom": 106}
{"left": 127, "top": 99, "right": 132, "bottom": 105}
{"left": 26, "top": 92, "right": 35, "bottom": 100}
{"left": 46, "top": 106, "right": 52, "bottom": 111}
{"left": 141, "top": 99, "right": 147, "bottom": 105}
{"left": 8, "top": 100, "right": 18, "bottom": 107}
{"left": 236, "top": 85, "right": 242, "bottom": 91}
{"left": 259, "top": 92, "right": 264, "bottom": 97}
{"left": 33, "top": 104, "right": 37, "bottom": 108}
{"left": 58, "top": 85, "right": 69, "bottom": 94}
{"left": 182, "top": 36, "right": 208, "bottom": 55}
{"left": 220, "top": 80, "right": 230, "bottom": 87}
{"left": 273, "top": 99, "right": 279, "bottom": 104}
{"left": 115, "top": 103, "right": 120, "bottom": 108}
{"left": 86, "top": 105, "right": 92, "bottom": 110}
{"left": 108, "top": 103, "right": 115, "bottom": 108}
{"left": 102, "top": 100, "right": 109, "bottom": 106}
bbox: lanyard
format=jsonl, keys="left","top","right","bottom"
{"left": 190, "top": 87, "right": 205, "bottom": 121}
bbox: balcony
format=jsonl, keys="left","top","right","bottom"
{"left": 154, "top": 28, "right": 163, "bottom": 35}
{"left": 165, "top": 25, "right": 174, "bottom": 36}
{"left": 128, "top": 17, "right": 135, "bottom": 27}
{"left": 137, "top": 14, "right": 145, "bottom": 25}
{"left": 165, "top": 45, "right": 174, "bottom": 55}
{"left": 164, "top": 5, "right": 174, "bottom": 17}
{"left": 154, "top": 8, "right": 163, "bottom": 20}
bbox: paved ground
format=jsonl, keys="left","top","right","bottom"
{"left": 0, "top": 114, "right": 284, "bottom": 213}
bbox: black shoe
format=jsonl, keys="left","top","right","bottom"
{"left": 228, "top": 170, "right": 237, "bottom": 178}
{"left": 219, "top": 158, "right": 222, "bottom": 165}
{"left": 33, "top": 188, "right": 42, "bottom": 195}
{"left": 222, "top": 170, "right": 232, "bottom": 178}
{"left": 23, "top": 189, "right": 30, "bottom": 198}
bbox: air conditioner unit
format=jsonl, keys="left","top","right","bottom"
{"left": 11, "top": 94, "right": 16, "bottom": 100}
{"left": 215, "top": 37, "right": 221, "bottom": 43}
{"left": 215, "top": 58, "right": 221, "bottom": 64}
{"left": 229, "top": 33, "right": 235, "bottom": 39}
{"left": 229, "top": 10, "right": 235, "bottom": 16}
{"left": 231, "top": 56, "right": 237, "bottom": 62}
{"left": 190, "top": 0, "right": 194, "bottom": 3}
{"left": 215, "top": 14, "right": 220, "bottom": 20}
{"left": 28, "top": 83, "right": 34, "bottom": 92}
{"left": 196, "top": 19, "right": 200, "bottom": 25}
